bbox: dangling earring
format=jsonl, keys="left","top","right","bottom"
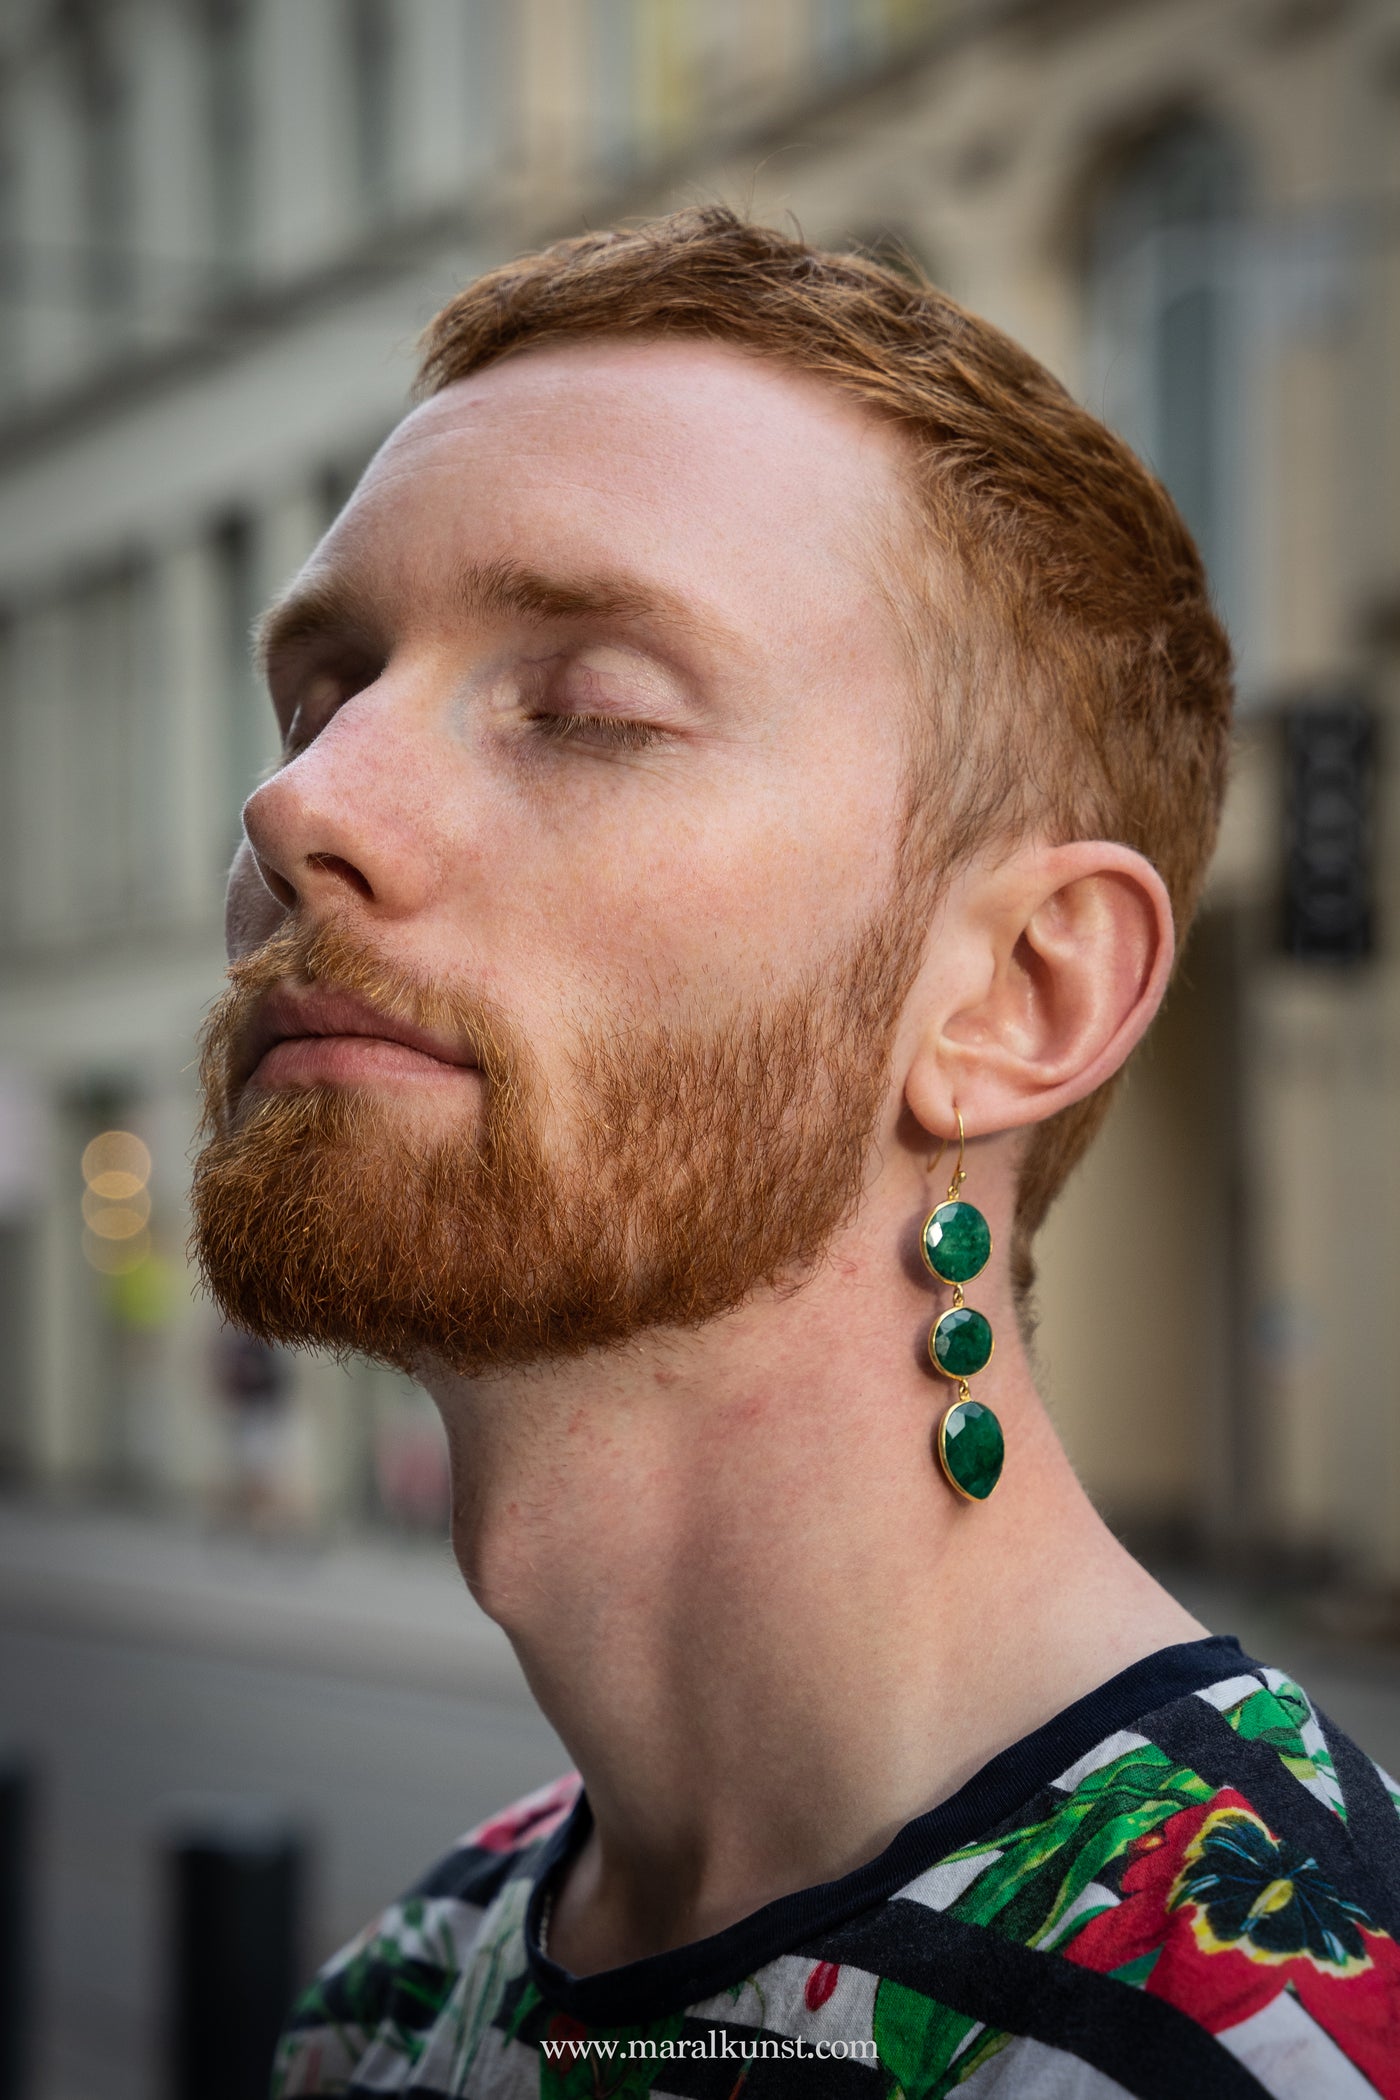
{"left": 920, "top": 1109, "right": 1005, "bottom": 1503}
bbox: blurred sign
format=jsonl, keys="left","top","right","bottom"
{"left": 1281, "top": 695, "right": 1376, "bottom": 962}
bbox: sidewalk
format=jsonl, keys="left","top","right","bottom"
{"left": 0, "top": 1493, "right": 532, "bottom": 1702}
{"left": 0, "top": 1497, "right": 563, "bottom": 2100}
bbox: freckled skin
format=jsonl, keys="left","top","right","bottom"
{"left": 226, "top": 337, "right": 1199, "bottom": 1978}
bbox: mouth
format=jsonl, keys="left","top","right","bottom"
{"left": 237, "top": 984, "right": 481, "bottom": 1097}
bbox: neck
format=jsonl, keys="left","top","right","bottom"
{"left": 424, "top": 1185, "right": 1203, "bottom": 1974}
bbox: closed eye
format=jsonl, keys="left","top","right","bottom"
{"left": 529, "top": 711, "right": 670, "bottom": 751}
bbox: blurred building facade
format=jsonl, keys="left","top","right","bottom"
{"left": 0, "top": 0, "right": 1397, "bottom": 1582}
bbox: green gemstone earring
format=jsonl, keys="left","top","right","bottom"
{"left": 920, "top": 1109, "right": 1005, "bottom": 1503}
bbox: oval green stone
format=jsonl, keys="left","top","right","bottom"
{"left": 930, "top": 1304, "right": 994, "bottom": 1380}
{"left": 937, "top": 1398, "right": 1005, "bottom": 1501}
{"left": 921, "top": 1201, "right": 991, "bottom": 1284}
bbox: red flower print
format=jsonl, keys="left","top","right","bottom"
{"left": 805, "top": 1960, "right": 840, "bottom": 2011}
{"left": 467, "top": 1773, "right": 581, "bottom": 1854}
{"left": 1065, "top": 1788, "right": 1400, "bottom": 2096}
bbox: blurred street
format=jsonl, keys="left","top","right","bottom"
{"left": 0, "top": 1501, "right": 566, "bottom": 2100}
{"left": 7, "top": 1500, "right": 1400, "bottom": 2100}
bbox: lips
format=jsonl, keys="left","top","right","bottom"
{"left": 237, "top": 984, "right": 478, "bottom": 1093}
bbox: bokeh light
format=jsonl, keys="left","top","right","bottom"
{"left": 81, "top": 1130, "right": 151, "bottom": 1192}
{"left": 82, "top": 1186, "right": 151, "bottom": 1234}
{"left": 81, "top": 1130, "right": 153, "bottom": 1269}
{"left": 82, "top": 1226, "right": 152, "bottom": 1275}
{"left": 86, "top": 1166, "right": 147, "bottom": 1200}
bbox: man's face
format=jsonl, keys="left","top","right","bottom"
{"left": 195, "top": 339, "right": 930, "bottom": 1373}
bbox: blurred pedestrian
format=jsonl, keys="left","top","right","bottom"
{"left": 211, "top": 1328, "right": 295, "bottom": 1534}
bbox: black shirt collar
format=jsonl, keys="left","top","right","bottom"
{"left": 524, "top": 1633, "right": 1250, "bottom": 2026}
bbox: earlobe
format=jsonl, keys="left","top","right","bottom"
{"left": 906, "top": 842, "right": 1174, "bottom": 1140}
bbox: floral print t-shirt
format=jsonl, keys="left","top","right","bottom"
{"left": 274, "top": 1637, "right": 1400, "bottom": 2097}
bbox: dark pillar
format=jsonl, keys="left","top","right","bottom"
{"left": 166, "top": 1807, "right": 306, "bottom": 2100}
{"left": 0, "top": 1759, "right": 33, "bottom": 2100}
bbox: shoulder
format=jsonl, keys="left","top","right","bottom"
{"left": 1057, "top": 1664, "right": 1400, "bottom": 2083}
{"left": 835, "top": 1660, "right": 1400, "bottom": 2096}
{"left": 271, "top": 1772, "right": 579, "bottom": 2098}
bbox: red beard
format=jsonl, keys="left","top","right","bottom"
{"left": 191, "top": 910, "right": 921, "bottom": 1376}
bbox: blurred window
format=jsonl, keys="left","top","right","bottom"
{"left": 316, "top": 459, "right": 358, "bottom": 534}
{"left": 349, "top": 0, "right": 396, "bottom": 215}
{"left": 68, "top": 559, "right": 160, "bottom": 927}
{"left": 463, "top": 0, "right": 509, "bottom": 182}
{"left": 594, "top": 0, "right": 638, "bottom": 174}
{"left": 813, "top": 0, "right": 862, "bottom": 76}
{"left": 65, "top": 0, "right": 135, "bottom": 328}
{"left": 0, "top": 113, "right": 17, "bottom": 401}
{"left": 0, "top": 1219, "right": 34, "bottom": 1481}
{"left": 0, "top": 616, "right": 15, "bottom": 942}
{"left": 211, "top": 513, "right": 263, "bottom": 861}
{"left": 201, "top": 0, "right": 257, "bottom": 286}
{"left": 1, "top": 561, "right": 162, "bottom": 943}
{"left": 1086, "top": 118, "right": 1247, "bottom": 653}
{"left": 316, "top": 433, "right": 384, "bottom": 533}
{"left": 636, "top": 0, "right": 712, "bottom": 157}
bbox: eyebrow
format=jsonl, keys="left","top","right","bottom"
{"left": 256, "top": 555, "right": 734, "bottom": 679}
{"left": 460, "top": 556, "right": 705, "bottom": 632}
{"left": 254, "top": 572, "right": 368, "bottom": 679}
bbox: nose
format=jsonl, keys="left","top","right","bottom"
{"left": 240, "top": 688, "right": 445, "bottom": 923}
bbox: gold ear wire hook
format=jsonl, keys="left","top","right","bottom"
{"left": 948, "top": 1107, "right": 966, "bottom": 1204}
{"left": 925, "top": 1106, "right": 967, "bottom": 1205}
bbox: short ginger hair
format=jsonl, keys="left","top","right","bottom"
{"left": 417, "top": 205, "right": 1233, "bottom": 1313}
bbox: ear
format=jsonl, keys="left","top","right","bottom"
{"left": 904, "top": 841, "right": 1175, "bottom": 1140}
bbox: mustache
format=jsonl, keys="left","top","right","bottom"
{"left": 198, "top": 917, "right": 524, "bottom": 1134}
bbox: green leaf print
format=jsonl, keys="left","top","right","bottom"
{"left": 446, "top": 1876, "right": 535, "bottom": 2086}
{"left": 872, "top": 1746, "right": 1215, "bottom": 2095}
{"left": 1230, "top": 1686, "right": 1311, "bottom": 1754}
{"left": 943, "top": 1747, "right": 1211, "bottom": 1950}
{"left": 1225, "top": 1684, "right": 1342, "bottom": 1811}
{"left": 873, "top": 1976, "right": 1005, "bottom": 2099}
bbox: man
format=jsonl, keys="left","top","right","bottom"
{"left": 193, "top": 210, "right": 1400, "bottom": 2095}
